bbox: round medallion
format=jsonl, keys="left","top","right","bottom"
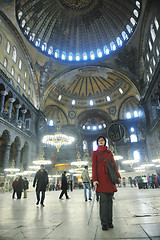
{"left": 68, "top": 111, "right": 76, "bottom": 119}
{"left": 108, "top": 123, "right": 125, "bottom": 142}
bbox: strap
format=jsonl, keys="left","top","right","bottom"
{"left": 98, "top": 150, "right": 108, "bottom": 165}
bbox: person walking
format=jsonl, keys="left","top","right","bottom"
{"left": 16, "top": 176, "right": 24, "bottom": 199}
{"left": 92, "top": 136, "right": 121, "bottom": 231}
{"left": 23, "top": 177, "right": 29, "bottom": 198}
{"left": 59, "top": 171, "right": 70, "bottom": 200}
{"left": 33, "top": 164, "right": 49, "bottom": 207}
{"left": 81, "top": 165, "right": 92, "bottom": 201}
{"left": 12, "top": 177, "right": 18, "bottom": 199}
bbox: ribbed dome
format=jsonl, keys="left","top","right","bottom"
{"left": 16, "top": 0, "right": 141, "bottom": 62}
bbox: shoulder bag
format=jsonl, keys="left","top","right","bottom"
{"left": 99, "top": 151, "right": 119, "bottom": 184}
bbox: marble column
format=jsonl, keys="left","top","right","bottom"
{"left": 0, "top": 91, "right": 8, "bottom": 117}
{"left": 15, "top": 149, "right": 21, "bottom": 169}
{"left": 8, "top": 98, "right": 15, "bottom": 122}
{"left": 15, "top": 104, "right": 21, "bottom": 125}
{"left": 21, "top": 109, "right": 27, "bottom": 129}
{"left": 3, "top": 144, "right": 11, "bottom": 170}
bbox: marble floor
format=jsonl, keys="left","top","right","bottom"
{"left": 0, "top": 187, "right": 160, "bottom": 240}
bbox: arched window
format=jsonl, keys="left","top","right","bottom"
{"left": 3, "top": 58, "right": 8, "bottom": 68}
{"left": 130, "top": 17, "right": 136, "bottom": 26}
{"left": 130, "top": 134, "right": 138, "bottom": 142}
{"left": 55, "top": 49, "right": 59, "bottom": 58}
{"left": 116, "top": 37, "right": 122, "bottom": 46}
{"left": 83, "top": 52, "right": 88, "bottom": 60}
{"left": 83, "top": 140, "right": 88, "bottom": 151}
{"left": 61, "top": 51, "right": 66, "bottom": 60}
{"left": 133, "top": 9, "right": 139, "bottom": 18}
{"left": 11, "top": 67, "right": 15, "bottom": 76}
{"left": 126, "top": 25, "right": 132, "bottom": 34}
{"left": 18, "top": 75, "right": 21, "bottom": 83}
{"left": 148, "top": 39, "right": 152, "bottom": 51}
{"left": 48, "top": 46, "right": 53, "bottom": 55}
{"left": 68, "top": 52, "right": 73, "bottom": 61}
{"left": 24, "top": 82, "right": 26, "bottom": 90}
{"left": 122, "top": 31, "right": 128, "bottom": 40}
{"left": 7, "top": 40, "right": 11, "bottom": 54}
{"left": 154, "top": 17, "right": 159, "bottom": 31}
{"left": 19, "top": 59, "right": 22, "bottom": 70}
{"left": 103, "top": 45, "right": 110, "bottom": 55}
{"left": 150, "top": 24, "right": 156, "bottom": 42}
{"left": 156, "top": 46, "right": 159, "bottom": 57}
{"left": 110, "top": 42, "right": 116, "bottom": 51}
{"left": 12, "top": 46, "right": 17, "bottom": 62}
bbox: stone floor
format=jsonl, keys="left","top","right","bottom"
{"left": 0, "top": 187, "right": 160, "bottom": 240}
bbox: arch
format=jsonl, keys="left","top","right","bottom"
{"left": 118, "top": 96, "right": 140, "bottom": 120}
{"left": 1, "top": 130, "right": 11, "bottom": 144}
{"left": 43, "top": 105, "right": 68, "bottom": 126}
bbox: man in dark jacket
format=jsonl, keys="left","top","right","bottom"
{"left": 33, "top": 164, "right": 49, "bottom": 207}
{"left": 59, "top": 171, "right": 70, "bottom": 200}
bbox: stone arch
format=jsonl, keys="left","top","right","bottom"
{"left": 20, "top": 142, "right": 29, "bottom": 170}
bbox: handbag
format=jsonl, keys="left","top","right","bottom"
{"left": 99, "top": 151, "right": 119, "bottom": 184}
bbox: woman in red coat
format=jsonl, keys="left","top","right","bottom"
{"left": 92, "top": 136, "right": 121, "bottom": 231}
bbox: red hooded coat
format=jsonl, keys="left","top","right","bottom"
{"left": 92, "top": 146, "right": 121, "bottom": 193}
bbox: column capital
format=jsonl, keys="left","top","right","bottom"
{"left": 21, "top": 109, "right": 27, "bottom": 114}
{"left": 8, "top": 98, "right": 15, "bottom": 103}
{"left": 15, "top": 104, "right": 21, "bottom": 109}
{"left": 0, "top": 91, "right": 8, "bottom": 96}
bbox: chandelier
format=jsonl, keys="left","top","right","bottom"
{"left": 42, "top": 134, "right": 75, "bottom": 152}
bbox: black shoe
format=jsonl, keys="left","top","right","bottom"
{"left": 66, "top": 197, "right": 70, "bottom": 199}
{"left": 59, "top": 198, "right": 63, "bottom": 200}
{"left": 36, "top": 200, "right": 39, "bottom": 205}
{"left": 102, "top": 225, "right": 108, "bottom": 231}
{"left": 85, "top": 199, "right": 87, "bottom": 201}
{"left": 89, "top": 198, "right": 92, "bottom": 201}
{"left": 41, "top": 203, "right": 45, "bottom": 207}
{"left": 108, "top": 223, "right": 114, "bottom": 228}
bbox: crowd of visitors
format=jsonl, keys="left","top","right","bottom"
{"left": 12, "top": 176, "right": 29, "bottom": 199}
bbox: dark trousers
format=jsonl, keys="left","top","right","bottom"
{"left": 59, "top": 189, "right": 69, "bottom": 199}
{"left": 17, "top": 191, "right": 22, "bottom": 199}
{"left": 99, "top": 192, "right": 113, "bottom": 226}
{"left": 36, "top": 190, "right": 45, "bottom": 204}
{"left": 12, "top": 189, "right": 16, "bottom": 199}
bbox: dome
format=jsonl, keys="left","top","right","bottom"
{"left": 16, "top": 0, "right": 141, "bottom": 62}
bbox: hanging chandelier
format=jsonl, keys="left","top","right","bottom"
{"left": 42, "top": 134, "right": 75, "bottom": 152}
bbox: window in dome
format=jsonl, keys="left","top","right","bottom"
{"left": 72, "top": 99, "right": 76, "bottom": 105}
{"left": 103, "top": 123, "right": 106, "bottom": 128}
{"left": 152, "top": 57, "right": 156, "bottom": 66}
{"left": 97, "top": 49, "right": 102, "bottom": 58}
{"left": 149, "top": 66, "right": 152, "bottom": 74}
{"left": 150, "top": 24, "right": 156, "bottom": 42}
{"left": 29, "top": 32, "right": 35, "bottom": 41}
{"left": 89, "top": 100, "right": 94, "bottom": 106}
{"left": 61, "top": 52, "right": 66, "bottom": 60}
{"left": 126, "top": 112, "right": 131, "bottom": 119}
{"left": 48, "top": 47, "right": 53, "bottom": 55}
{"left": 18, "top": 75, "right": 21, "bottom": 83}
{"left": 68, "top": 52, "right": 73, "bottom": 61}
{"left": 136, "top": 1, "right": 140, "bottom": 8}
{"left": 76, "top": 53, "right": 80, "bottom": 61}
{"left": 42, "top": 42, "right": 47, "bottom": 51}
{"left": 106, "top": 96, "right": 111, "bottom": 102}
{"left": 156, "top": 46, "right": 159, "bottom": 57}
{"left": 146, "top": 54, "right": 149, "bottom": 62}
{"left": 130, "top": 134, "right": 138, "bottom": 142}
{"left": 122, "top": 31, "right": 128, "bottom": 40}
{"left": 119, "top": 88, "right": 123, "bottom": 94}
{"left": 28, "top": 88, "right": 31, "bottom": 95}
{"left": 35, "top": 38, "right": 41, "bottom": 47}
{"left": 130, "top": 127, "right": 135, "bottom": 132}
{"left": 148, "top": 39, "right": 152, "bottom": 51}
{"left": 11, "top": 67, "right": 15, "bottom": 76}
{"left": 133, "top": 150, "right": 140, "bottom": 160}
{"left": 154, "top": 17, "right": 159, "bottom": 31}
{"left": 133, "top": 9, "right": 139, "bottom": 18}
{"left": 90, "top": 51, "right": 95, "bottom": 60}
{"left": 25, "top": 71, "right": 27, "bottom": 78}
{"left": 19, "top": 59, "right": 22, "bottom": 70}
{"left": 18, "top": 11, "right": 23, "bottom": 20}
{"left": 126, "top": 24, "right": 132, "bottom": 34}
{"left": 49, "top": 120, "right": 54, "bottom": 126}
{"left": 24, "top": 27, "right": 30, "bottom": 35}
{"left": 58, "top": 95, "right": 62, "bottom": 101}
{"left": 3, "top": 58, "right": 8, "bottom": 68}
{"left": 7, "top": 41, "right": 11, "bottom": 54}
{"left": 24, "top": 82, "right": 26, "bottom": 90}
{"left": 87, "top": 126, "right": 91, "bottom": 130}
{"left": 83, "top": 125, "right": 85, "bottom": 130}
{"left": 12, "top": 47, "right": 17, "bottom": 63}
{"left": 21, "top": 19, "right": 26, "bottom": 28}
{"left": 98, "top": 125, "right": 102, "bottom": 130}
{"left": 92, "top": 126, "right": 97, "bottom": 131}
{"left": 130, "top": 17, "right": 136, "bottom": 26}
{"left": 116, "top": 37, "right": 122, "bottom": 47}
{"left": 55, "top": 50, "right": 59, "bottom": 58}
{"left": 83, "top": 52, "right": 88, "bottom": 60}
{"left": 110, "top": 42, "right": 116, "bottom": 51}
{"left": 134, "top": 111, "right": 138, "bottom": 117}
{"left": 83, "top": 140, "right": 88, "bottom": 151}
{"left": 103, "top": 45, "right": 110, "bottom": 55}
